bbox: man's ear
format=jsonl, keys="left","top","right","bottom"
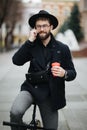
{"left": 51, "top": 25, "right": 53, "bottom": 30}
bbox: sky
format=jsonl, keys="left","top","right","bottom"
{"left": 22, "top": 0, "right": 80, "bottom": 3}
{"left": 22, "top": 0, "right": 42, "bottom": 3}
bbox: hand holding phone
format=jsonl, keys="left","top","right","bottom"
{"left": 29, "top": 29, "right": 38, "bottom": 42}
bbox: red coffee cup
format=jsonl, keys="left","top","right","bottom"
{"left": 51, "top": 62, "right": 60, "bottom": 67}
{"left": 51, "top": 62, "right": 60, "bottom": 77}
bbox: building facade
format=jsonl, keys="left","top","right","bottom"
{"left": 42, "top": 0, "right": 78, "bottom": 34}
{"left": 14, "top": 0, "right": 81, "bottom": 43}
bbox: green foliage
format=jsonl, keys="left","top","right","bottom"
{"left": 58, "top": 19, "right": 69, "bottom": 33}
{"left": 58, "top": 3, "right": 84, "bottom": 42}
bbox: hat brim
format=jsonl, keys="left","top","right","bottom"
{"left": 28, "top": 13, "right": 58, "bottom": 29}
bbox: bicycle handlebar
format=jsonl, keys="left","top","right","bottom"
{"left": 3, "top": 121, "right": 54, "bottom": 130}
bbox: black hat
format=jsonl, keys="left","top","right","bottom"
{"left": 28, "top": 10, "right": 58, "bottom": 29}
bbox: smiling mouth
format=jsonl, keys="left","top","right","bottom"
{"left": 39, "top": 32, "right": 46, "bottom": 35}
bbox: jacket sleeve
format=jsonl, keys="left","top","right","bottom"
{"left": 12, "top": 40, "right": 34, "bottom": 66}
{"left": 63, "top": 45, "right": 77, "bottom": 81}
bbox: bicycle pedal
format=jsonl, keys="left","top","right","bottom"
{"left": 35, "top": 119, "right": 41, "bottom": 127}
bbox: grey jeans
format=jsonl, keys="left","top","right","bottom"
{"left": 10, "top": 91, "right": 58, "bottom": 130}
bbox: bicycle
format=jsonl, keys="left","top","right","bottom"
{"left": 3, "top": 103, "right": 53, "bottom": 130}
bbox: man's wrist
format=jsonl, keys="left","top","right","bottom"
{"left": 64, "top": 70, "right": 68, "bottom": 79}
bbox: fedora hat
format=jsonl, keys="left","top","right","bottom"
{"left": 28, "top": 10, "right": 58, "bottom": 29}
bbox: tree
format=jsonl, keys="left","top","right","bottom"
{"left": 58, "top": 4, "right": 84, "bottom": 42}
{"left": 0, "top": 0, "right": 9, "bottom": 50}
{"left": 68, "top": 4, "right": 84, "bottom": 41}
{"left": 0, "top": 0, "right": 24, "bottom": 50}
{"left": 58, "top": 19, "right": 69, "bottom": 33}
{"left": 5, "top": 0, "right": 24, "bottom": 50}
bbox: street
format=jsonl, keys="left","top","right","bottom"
{"left": 0, "top": 49, "right": 87, "bottom": 130}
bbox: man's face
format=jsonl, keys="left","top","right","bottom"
{"left": 35, "top": 19, "right": 53, "bottom": 40}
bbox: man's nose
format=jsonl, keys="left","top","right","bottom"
{"left": 40, "top": 26, "right": 44, "bottom": 30}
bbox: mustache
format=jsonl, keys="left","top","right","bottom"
{"left": 39, "top": 31, "right": 46, "bottom": 34}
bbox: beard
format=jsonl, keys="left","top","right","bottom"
{"left": 38, "top": 31, "right": 50, "bottom": 40}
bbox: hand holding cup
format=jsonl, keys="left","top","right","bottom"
{"left": 51, "top": 62, "right": 60, "bottom": 77}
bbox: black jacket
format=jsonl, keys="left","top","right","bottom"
{"left": 12, "top": 34, "right": 76, "bottom": 110}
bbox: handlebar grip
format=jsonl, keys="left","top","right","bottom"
{"left": 3, "top": 121, "right": 11, "bottom": 126}
{"left": 3, "top": 121, "right": 22, "bottom": 127}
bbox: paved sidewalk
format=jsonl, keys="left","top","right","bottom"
{"left": 0, "top": 49, "right": 87, "bottom": 130}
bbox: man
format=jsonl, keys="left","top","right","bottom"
{"left": 10, "top": 10, "right": 76, "bottom": 130}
